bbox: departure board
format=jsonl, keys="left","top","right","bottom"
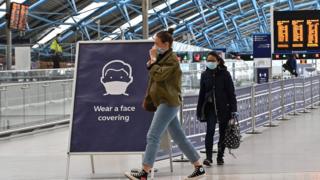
{"left": 8, "top": 2, "right": 29, "bottom": 31}
{"left": 292, "top": 20, "right": 304, "bottom": 47}
{"left": 274, "top": 10, "right": 320, "bottom": 53}
{"left": 277, "top": 20, "right": 290, "bottom": 48}
{"left": 307, "top": 20, "right": 319, "bottom": 47}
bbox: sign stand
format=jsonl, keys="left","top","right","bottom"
{"left": 90, "top": 155, "right": 95, "bottom": 174}
{"left": 65, "top": 154, "right": 70, "bottom": 180}
{"left": 66, "top": 41, "right": 160, "bottom": 179}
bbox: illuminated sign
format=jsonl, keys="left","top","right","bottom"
{"left": 9, "top": 2, "right": 29, "bottom": 31}
{"left": 292, "top": 20, "right": 304, "bottom": 47}
{"left": 277, "top": 20, "right": 290, "bottom": 48}
{"left": 273, "top": 10, "right": 320, "bottom": 53}
{"left": 307, "top": 19, "right": 319, "bottom": 47}
{"left": 192, "top": 52, "right": 208, "bottom": 62}
{"left": 176, "top": 52, "right": 189, "bottom": 62}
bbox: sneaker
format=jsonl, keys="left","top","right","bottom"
{"left": 125, "top": 169, "right": 148, "bottom": 180}
{"left": 203, "top": 159, "right": 212, "bottom": 167}
{"left": 217, "top": 157, "right": 224, "bottom": 165}
{"left": 185, "top": 165, "right": 206, "bottom": 180}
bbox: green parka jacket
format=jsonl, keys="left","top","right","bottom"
{"left": 146, "top": 49, "right": 182, "bottom": 107}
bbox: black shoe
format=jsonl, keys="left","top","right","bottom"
{"left": 203, "top": 159, "right": 212, "bottom": 167}
{"left": 217, "top": 157, "right": 224, "bottom": 165}
{"left": 125, "top": 169, "right": 148, "bottom": 180}
{"left": 185, "top": 165, "right": 206, "bottom": 180}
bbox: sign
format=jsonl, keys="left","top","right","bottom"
{"left": 69, "top": 41, "right": 154, "bottom": 153}
{"left": 192, "top": 51, "right": 209, "bottom": 62}
{"left": 257, "top": 68, "right": 269, "bottom": 84}
{"left": 14, "top": 47, "right": 31, "bottom": 70}
{"left": 253, "top": 33, "right": 271, "bottom": 67}
{"left": 9, "top": 2, "right": 29, "bottom": 31}
{"left": 175, "top": 51, "right": 189, "bottom": 62}
{"left": 273, "top": 10, "right": 320, "bottom": 53}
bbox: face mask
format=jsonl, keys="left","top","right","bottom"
{"left": 157, "top": 47, "right": 168, "bottom": 54}
{"left": 206, "top": 62, "right": 217, "bottom": 70}
{"left": 102, "top": 81, "right": 131, "bottom": 96}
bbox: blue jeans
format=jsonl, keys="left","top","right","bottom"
{"left": 143, "top": 103, "right": 200, "bottom": 167}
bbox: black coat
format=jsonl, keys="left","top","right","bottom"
{"left": 196, "top": 65, "right": 237, "bottom": 122}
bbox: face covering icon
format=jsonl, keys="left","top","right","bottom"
{"left": 100, "top": 60, "right": 133, "bottom": 96}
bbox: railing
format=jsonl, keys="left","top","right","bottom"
{"left": 0, "top": 68, "right": 74, "bottom": 84}
{"left": 0, "top": 70, "right": 319, "bottom": 146}
{"left": 157, "top": 74, "right": 320, "bottom": 158}
{"left": 0, "top": 79, "right": 73, "bottom": 135}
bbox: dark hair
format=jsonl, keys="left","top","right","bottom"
{"left": 156, "top": 28, "right": 174, "bottom": 48}
{"left": 208, "top": 51, "right": 225, "bottom": 65}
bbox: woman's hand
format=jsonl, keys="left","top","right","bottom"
{"left": 149, "top": 46, "right": 157, "bottom": 62}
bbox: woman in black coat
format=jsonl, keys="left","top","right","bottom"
{"left": 196, "top": 51, "right": 237, "bottom": 167}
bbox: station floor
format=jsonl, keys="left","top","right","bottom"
{"left": 1, "top": 107, "right": 320, "bottom": 180}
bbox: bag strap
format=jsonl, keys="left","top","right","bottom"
{"left": 228, "top": 149, "right": 237, "bottom": 159}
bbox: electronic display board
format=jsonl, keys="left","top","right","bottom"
{"left": 307, "top": 19, "right": 319, "bottom": 47}
{"left": 8, "top": 2, "right": 29, "bottom": 31}
{"left": 274, "top": 10, "right": 320, "bottom": 53}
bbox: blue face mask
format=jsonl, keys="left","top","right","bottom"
{"left": 206, "top": 62, "right": 217, "bottom": 70}
{"left": 157, "top": 48, "right": 167, "bottom": 55}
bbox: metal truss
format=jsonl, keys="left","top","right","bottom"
{"left": 0, "top": 0, "right": 319, "bottom": 53}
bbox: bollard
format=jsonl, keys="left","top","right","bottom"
{"left": 42, "top": 83, "right": 49, "bottom": 121}
{"left": 0, "top": 86, "right": 6, "bottom": 130}
{"left": 299, "top": 77, "right": 310, "bottom": 113}
{"left": 62, "top": 82, "right": 68, "bottom": 119}
{"left": 246, "top": 84, "right": 262, "bottom": 134}
{"left": 289, "top": 77, "right": 299, "bottom": 116}
{"left": 21, "top": 84, "right": 29, "bottom": 126}
{"left": 264, "top": 81, "right": 278, "bottom": 127}
{"left": 278, "top": 78, "right": 290, "bottom": 120}
{"left": 0, "top": 86, "right": 10, "bottom": 129}
{"left": 307, "top": 75, "right": 316, "bottom": 109}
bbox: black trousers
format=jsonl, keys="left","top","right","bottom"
{"left": 205, "top": 109, "right": 228, "bottom": 160}
{"left": 53, "top": 54, "right": 61, "bottom": 68}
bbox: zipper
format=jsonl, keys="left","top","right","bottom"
{"left": 212, "top": 87, "right": 219, "bottom": 123}
{"left": 212, "top": 72, "right": 219, "bottom": 123}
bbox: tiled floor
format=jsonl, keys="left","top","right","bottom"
{"left": 0, "top": 107, "right": 320, "bottom": 180}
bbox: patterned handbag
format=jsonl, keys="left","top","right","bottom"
{"left": 224, "top": 115, "right": 241, "bottom": 158}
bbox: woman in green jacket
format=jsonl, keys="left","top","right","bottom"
{"left": 125, "top": 28, "right": 206, "bottom": 180}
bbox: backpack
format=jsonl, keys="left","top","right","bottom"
{"left": 224, "top": 116, "right": 241, "bottom": 158}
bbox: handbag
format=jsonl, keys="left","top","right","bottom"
{"left": 224, "top": 115, "right": 241, "bottom": 158}
{"left": 142, "top": 95, "right": 157, "bottom": 112}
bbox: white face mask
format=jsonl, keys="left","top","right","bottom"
{"left": 206, "top": 62, "right": 218, "bottom": 69}
{"left": 102, "top": 81, "right": 131, "bottom": 96}
{"left": 157, "top": 47, "right": 168, "bottom": 54}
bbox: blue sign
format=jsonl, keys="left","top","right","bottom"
{"left": 253, "top": 33, "right": 271, "bottom": 58}
{"left": 257, "top": 68, "right": 269, "bottom": 84}
{"left": 69, "top": 41, "right": 154, "bottom": 153}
